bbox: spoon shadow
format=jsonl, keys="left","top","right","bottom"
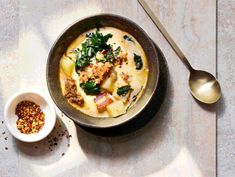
{"left": 193, "top": 96, "right": 216, "bottom": 112}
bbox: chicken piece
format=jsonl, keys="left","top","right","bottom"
{"left": 92, "top": 62, "right": 113, "bottom": 84}
{"left": 64, "top": 77, "right": 84, "bottom": 107}
{"left": 79, "top": 71, "right": 89, "bottom": 83}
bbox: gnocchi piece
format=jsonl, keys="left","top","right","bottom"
{"left": 60, "top": 57, "right": 74, "bottom": 76}
{"left": 106, "top": 100, "right": 126, "bottom": 117}
{"left": 101, "top": 77, "right": 115, "bottom": 92}
{"left": 101, "top": 70, "right": 117, "bottom": 92}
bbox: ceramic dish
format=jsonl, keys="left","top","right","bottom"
{"left": 46, "top": 14, "right": 159, "bottom": 128}
{"left": 4, "top": 91, "right": 56, "bottom": 142}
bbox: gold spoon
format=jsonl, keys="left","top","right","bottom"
{"left": 138, "top": 0, "right": 221, "bottom": 104}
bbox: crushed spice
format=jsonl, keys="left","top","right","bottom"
{"left": 15, "top": 101, "right": 45, "bottom": 134}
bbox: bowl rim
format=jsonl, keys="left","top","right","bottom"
{"left": 4, "top": 90, "right": 56, "bottom": 142}
{"left": 46, "top": 13, "right": 159, "bottom": 129}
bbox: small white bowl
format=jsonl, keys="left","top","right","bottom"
{"left": 4, "top": 91, "right": 56, "bottom": 142}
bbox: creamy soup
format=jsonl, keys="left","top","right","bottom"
{"left": 59, "top": 27, "right": 149, "bottom": 118}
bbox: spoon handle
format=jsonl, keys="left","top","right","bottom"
{"left": 138, "top": 0, "right": 194, "bottom": 71}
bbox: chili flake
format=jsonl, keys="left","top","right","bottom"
{"left": 15, "top": 101, "right": 45, "bottom": 134}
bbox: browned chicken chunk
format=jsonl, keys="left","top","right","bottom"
{"left": 92, "top": 62, "right": 113, "bottom": 84}
{"left": 64, "top": 77, "right": 84, "bottom": 107}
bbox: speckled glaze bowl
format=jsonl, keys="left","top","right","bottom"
{"left": 46, "top": 14, "right": 159, "bottom": 128}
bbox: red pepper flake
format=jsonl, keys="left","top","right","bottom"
{"left": 1, "top": 121, "right": 4, "bottom": 124}
{"left": 15, "top": 101, "right": 45, "bottom": 134}
{"left": 67, "top": 144, "right": 70, "bottom": 147}
{"left": 4, "top": 137, "right": 8, "bottom": 140}
{"left": 62, "top": 153, "right": 65, "bottom": 156}
{"left": 2, "top": 132, "right": 5, "bottom": 135}
{"left": 5, "top": 147, "right": 8, "bottom": 150}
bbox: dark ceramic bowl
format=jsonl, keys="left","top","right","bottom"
{"left": 46, "top": 14, "right": 159, "bottom": 128}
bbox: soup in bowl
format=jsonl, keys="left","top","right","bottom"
{"left": 47, "top": 14, "right": 159, "bottom": 128}
{"left": 60, "top": 27, "right": 149, "bottom": 118}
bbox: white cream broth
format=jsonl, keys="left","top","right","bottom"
{"left": 60, "top": 27, "right": 149, "bottom": 118}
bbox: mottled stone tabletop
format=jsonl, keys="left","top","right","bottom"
{"left": 0, "top": 0, "right": 234, "bottom": 177}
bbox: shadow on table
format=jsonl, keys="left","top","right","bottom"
{"left": 75, "top": 45, "right": 182, "bottom": 177}
{"left": 193, "top": 97, "right": 217, "bottom": 112}
{"left": 76, "top": 80, "right": 180, "bottom": 177}
{"left": 216, "top": 93, "right": 226, "bottom": 117}
{"left": 14, "top": 116, "right": 70, "bottom": 165}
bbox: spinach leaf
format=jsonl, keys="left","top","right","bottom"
{"left": 86, "top": 30, "right": 113, "bottom": 52}
{"left": 74, "top": 30, "right": 113, "bottom": 72}
{"left": 80, "top": 80, "right": 100, "bottom": 95}
{"left": 117, "top": 85, "right": 133, "bottom": 96}
{"left": 133, "top": 53, "right": 143, "bottom": 70}
{"left": 95, "top": 57, "right": 107, "bottom": 63}
{"left": 75, "top": 56, "right": 91, "bottom": 70}
{"left": 113, "top": 46, "right": 121, "bottom": 58}
{"left": 123, "top": 35, "right": 134, "bottom": 42}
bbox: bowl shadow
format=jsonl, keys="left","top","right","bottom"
{"left": 78, "top": 43, "right": 168, "bottom": 136}
{"left": 75, "top": 44, "right": 181, "bottom": 177}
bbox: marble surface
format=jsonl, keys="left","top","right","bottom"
{"left": 217, "top": 0, "right": 235, "bottom": 177}
{"left": 0, "top": 0, "right": 234, "bottom": 177}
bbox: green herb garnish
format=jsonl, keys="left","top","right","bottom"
{"left": 80, "top": 80, "right": 100, "bottom": 95}
{"left": 113, "top": 46, "right": 121, "bottom": 58}
{"left": 117, "top": 85, "right": 133, "bottom": 96}
{"left": 73, "top": 30, "right": 113, "bottom": 72}
{"left": 133, "top": 53, "right": 143, "bottom": 70}
{"left": 86, "top": 31, "right": 113, "bottom": 52}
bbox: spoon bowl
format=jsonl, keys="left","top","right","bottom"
{"left": 189, "top": 70, "right": 221, "bottom": 104}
